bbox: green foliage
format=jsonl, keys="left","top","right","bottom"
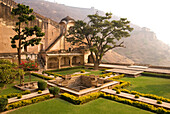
{"left": 80, "top": 70, "right": 85, "bottom": 73}
{"left": 6, "top": 94, "right": 50, "bottom": 110}
{"left": 38, "top": 90, "right": 42, "bottom": 94}
{"left": 11, "top": 4, "right": 45, "bottom": 65}
{"left": 157, "top": 100, "right": 162, "bottom": 104}
{"left": 17, "top": 94, "right": 22, "bottom": 99}
{"left": 66, "top": 12, "right": 133, "bottom": 69}
{"left": 0, "top": 60, "right": 23, "bottom": 84}
{"left": 120, "top": 89, "right": 170, "bottom": 103}
{"left": 38, "top": 81, "right": 47, "bottom": 90}
{"left": 0, "top": 98, "right": 8, "bottom": 111}
{"left": 49, "top": 87, "right": 60, "bottom": 97}
{"left": 141, "top": 72, "right": 170, "bottom": 78}
{"left": 31, "top": 73, "right": 54, "bottom": 80}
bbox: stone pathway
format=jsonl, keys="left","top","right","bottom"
{"left": 101, "top": 89, "right": 170, "bottom": 110}
{"left": 8, "top": 90, "right": 49, "bottom": 104}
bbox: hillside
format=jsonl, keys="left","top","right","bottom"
{"left": 14, "top": 0, "right": 170, "bottom": 66}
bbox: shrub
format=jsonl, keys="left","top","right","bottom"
{"left": 42, "top": 71, "right": 62, "bottom": 77}
{"left": 31, "top": 73, "right": 54, "bottom": 80}
{"left": 135, "top": 94, "right": 140, "bottom": 98}
{"left": 38, "top": 81, "right": 47, "bottom": 90}
{"left": 80, "top": 70, "right": 85, "bottom": 73}
{"left": 17, "top": 94, "right": 22, "bottom": 99}
{"left": 38, "top": 90, "right": 42, "bottom": 94}
{"left": 116, "top": 89, "right": 121, "bottom": 94}
{"left": 157, "top": 100, "right": 162, "bottom": 104}
{"left": 20, "top": 60, "right": 38, "bottom": 71}
{"left": 49, "top": 87, "right": 60, "bottom": 97}
{"left": 0, "top": 98, "right": 8, "bottom": 111}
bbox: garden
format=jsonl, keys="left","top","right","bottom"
{"left": 0, "top": 60, "right": 170, "bottom": 113}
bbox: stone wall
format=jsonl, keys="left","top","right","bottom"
{"left": 0, "top": 0, "right": 61, "bottom": 53}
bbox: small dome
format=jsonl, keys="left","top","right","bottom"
{"left": 60, "top": 16, "right": 74, "bottom": 24}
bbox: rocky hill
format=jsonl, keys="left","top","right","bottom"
{"left": 14, "top": 0, "right": 170, "bottom": 66}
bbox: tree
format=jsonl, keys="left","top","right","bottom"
{"left": 66, "top": 13, "right": 133, "bottom": 70}
{"left": 11, "top": 4, "right": 45, "bottom": 65}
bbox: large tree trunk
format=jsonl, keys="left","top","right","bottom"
{"left": 18, "top": 48, "right": 21, "bottom": 66}
{"left": 94, "top": 61, "right": 99, "bottom": 70}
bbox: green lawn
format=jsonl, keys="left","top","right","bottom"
{"left": 0, "top": 75, "right": 43, "bottom": 95}
{"left": 9, "top": 98, "right": 153, "bottom": 114}
{"left": 121, "top": 76, "right": 170, "bottom": 98}
{"left": 54, "top": 68, "right": 103, "bottom": 75}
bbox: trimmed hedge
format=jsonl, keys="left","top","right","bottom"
{"left": 47, "top": 66, "right": 85, "bottom": 72}
{"left": 113, "top": 81, "right": 131, "bottom": 90}
{"left": 101, "top": 93, "right": 170, "bottom": 114}
{"left": 31, "top": 73, "right": 54, "bottom": 80}
{"left": 61, "top": 92, "right": 101, "bottom": 105}
{"left": 120, "top": 89, "right": 170, "bottom": 103}
{"left": 60, "top": 92, "right": 170, "bottom": 113}
{"left": 141, "top": 72, "right": 170, "bottom": 78}
{"left": 0, "top": 90, "right": 31, "bottom": 99}
{"left": 6, "top": 94, "right": 50, "bottom": 110}
{"left": 99, "top": 72, "right": 113, "bottom": 78}
{"left": 108, "top": 74, "right": 125, "bottom": 80}
{"left": 42, "top": 71, "right": 62, "bottom": 77}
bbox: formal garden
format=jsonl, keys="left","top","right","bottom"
{"left": 0, "top": 59, "right": 170, "bottom": 114}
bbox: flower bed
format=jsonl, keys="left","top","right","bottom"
{"left": 108, "top": 74, "right": 125, "bottom": 80}
{"left": 20, "top": 60, "right": 38, "bottom": 71}
{"left": 42, "top": 71, "right": 62, "bottom": 77}
{"left": 113, "top": 81, "right": 131, "bottom": 90}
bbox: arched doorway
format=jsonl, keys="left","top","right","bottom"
{"left": 88, "top": 55, "right": 93, "bottom": 63}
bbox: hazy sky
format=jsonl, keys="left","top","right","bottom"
{"left": 47, "top": 0, "right": 170, "bottom": 45}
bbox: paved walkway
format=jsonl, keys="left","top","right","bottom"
{"left": 8, "top": 90, "right": 49, "bottom": 104}
{"left": 101, "top": 89, "right": 170, "bottom": 110}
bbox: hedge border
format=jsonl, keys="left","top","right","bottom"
{"left": 142, "top": 72, "right": 170, "bottom": 79}
{"left": 5, "top": 94, "right": 50, "bottom": 111}
{"left": 120, "top": 89, "right": 170, "bottom": 103}
{"left": 47, "top": 66, "right": 85, "bottom": 72}
{"left": 0, "top": 90, "right": 31, "bottom": 99}
{"left": 61, "top": 92, "right": 170, "bottom": 114}
{"left": 31, "top": 73, "right": 54, "bottom": 80}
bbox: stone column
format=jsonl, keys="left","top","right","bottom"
{"left": 57, "top": 56, "right": 62, "bottom": 69}
{"left": 69, "top": 56, "right": 73, "bottom": 67}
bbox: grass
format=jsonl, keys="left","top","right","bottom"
{"left": 54, "top": 68, "right": 103, "bottom": 75}
{"left": 121, "top": 76, "right": 170, "bottom": 98}
{"left": 0, "top": 75, "right": 43, "bottom": 95}
{"left": 9, "top": 98, "right": 153, "bottom": 114}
